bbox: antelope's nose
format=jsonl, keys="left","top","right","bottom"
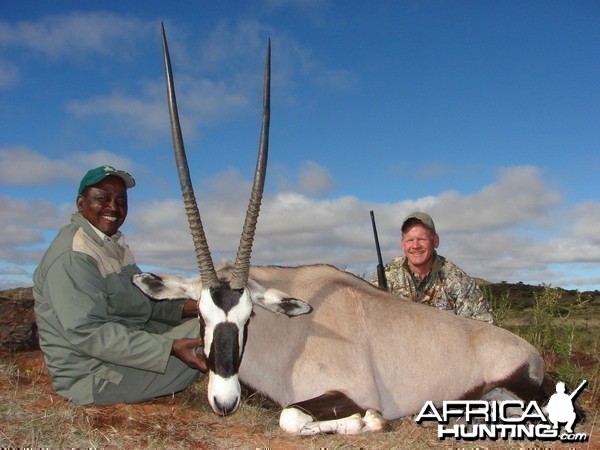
{"left": 212, "top": 395, "right": 240, "bottom": 416}
{"left": 208, "top": 373, "right": 242, "bottom": 416}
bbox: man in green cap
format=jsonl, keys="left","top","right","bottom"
{"left": 372, "top": 211, "right": 495, "bottom": 324}
{"left": 33, "top": 165, "right": 206, "bottom": 405}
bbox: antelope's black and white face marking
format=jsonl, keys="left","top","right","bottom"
{"left": 132, "top": 269, "right": 311, "bottom": 415}
{"left": 200, "top": 285, "right": 253, "bottom": 415}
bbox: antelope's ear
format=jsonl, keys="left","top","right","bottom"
{"left": 133, "top": 272, "right": 201, "bottom": 300}
{"left": 256, "top": 293, "right": 312, "bottom": 316}
{"left": 270, "top": 296, "right": 312, "bottom": 316}
{"left": 248, "top": 281, "right": 312, "bottom": 317}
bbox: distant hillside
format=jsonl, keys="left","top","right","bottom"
{"left": 0, "top": 287, "right": 36, "bottom": 352}
{"left": 477, "top": 280, "right": 600, "bottom": 310}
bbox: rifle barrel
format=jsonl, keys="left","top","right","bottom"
{"left": 569, "top": 379, "right": 588, "bottom": 400}
{"left": 370, "top": 210, "right": 387, "bottom": 289}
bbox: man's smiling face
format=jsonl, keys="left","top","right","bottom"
{"left": 77, "top": 175, "right": 128, "bottom": 236}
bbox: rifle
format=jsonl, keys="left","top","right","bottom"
{"left": 568, "top": 380, "right": 588, "bottom": 400}
{"left": 370, "top": 210, "right": 388, "bottom": 289}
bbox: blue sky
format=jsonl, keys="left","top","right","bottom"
{"left": 1, "top": 0, "right": 599, "bottom": 291}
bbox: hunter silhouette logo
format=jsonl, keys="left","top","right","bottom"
{"left": 547, "top": 381, "right": 580, "bottom": 433}
{"left": 415, "top": 380, "right": 589, "bottom": 442}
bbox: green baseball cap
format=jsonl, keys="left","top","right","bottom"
{"left": 78, "top": 165, "right": 136, "bottom": 194}
{"left": 402, "top": 211, "right": 436, "bottom": 234}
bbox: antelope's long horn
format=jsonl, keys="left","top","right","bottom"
{"left": 161, "top": 23, "right": 220, "bottom": 288}
{"left": 230, "top": 39, "right": 271, "bottom": 290}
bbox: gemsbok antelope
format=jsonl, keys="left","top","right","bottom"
{"left": 133, "top": 24, "right": 549, "bottom": 435}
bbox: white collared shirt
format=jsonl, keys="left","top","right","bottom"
{"left": 85, "top": 220, "right": 128, "bottom": 267}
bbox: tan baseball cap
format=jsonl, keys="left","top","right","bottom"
{"left": 401, "top": 211, "right": 436, "bottom": 234}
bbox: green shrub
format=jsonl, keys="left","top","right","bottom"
{"left": 483, "top": 285, "right": 512, "bottom": 327}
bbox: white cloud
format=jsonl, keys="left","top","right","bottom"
{"left": 0, "top": 147, "right": 75, "bottom": 185}
{"left": 66, "top": 76, "right": 248, "bottom": 142}
{"left": 432, "top": 166, "right": 562, "bottom": 232}
{"left": 66, "top": 90, "right": 171, "bottom": 142}
{"left": 0, "top": 266, "right": 29, "bottom": 276}
{"left": 0, "top": 12, "right": 153, "bottom": 59}
{"left": 0, "top": 195, "right": 72, "bottom": 271}
{"left": 296, "top": 161, "right": 334, "bottom": 195}
{"left": 2, "top": 164, "right": 599, "bottom": 291}
{"left": 0, "top": 147, "right": 136, "bottom": 186}
{"left": 570, "top": 201, "right": 600, "bottom": 244}
{"left": 127, "top": 165, "right": 598, "bottom": 290}
{"left": 2, "top": 13, "right": 354, "bottom": 145}
{"left": 416, "top": 163, "right": 453, "bottom": 180}
{"left": 198, "top": 18, "right": 356, "bottom": 97}
{"left": 272, "top": 161, "right": 334, "bottom": 195}
{"left": 535, "top": 237, "right": 600, "bottom": 264}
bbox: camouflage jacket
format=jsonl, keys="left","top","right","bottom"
{"left": 371, "top": 254, "right": 495, "bottom": 324}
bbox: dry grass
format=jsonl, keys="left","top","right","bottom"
{"left": 0, "top": 350, "right": 597, "bottom": 449}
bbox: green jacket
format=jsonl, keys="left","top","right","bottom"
{"left": 371, "top": 254, "right": 496, "bottom": 324}
{"left": 33, "top": 213, "right": 185, "bottom": 404}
